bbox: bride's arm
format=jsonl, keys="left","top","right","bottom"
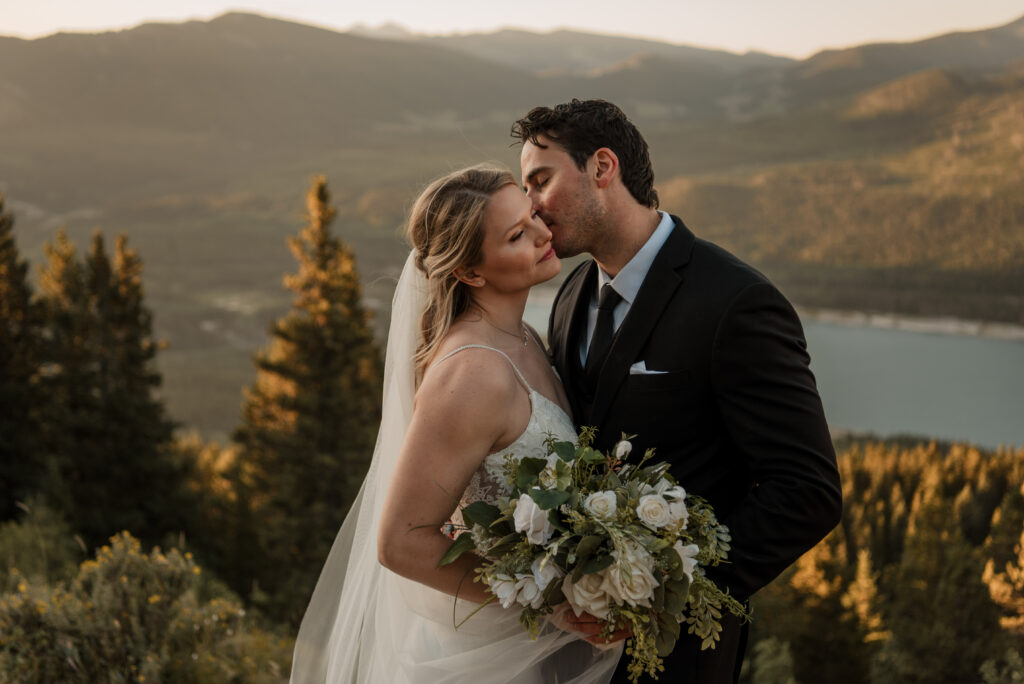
{"left": 377, "top": 352, "right": 522, "bottom": 603}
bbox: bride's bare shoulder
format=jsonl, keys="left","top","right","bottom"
{"left": 417, "top": 336, "right": 519, "bottom": 415}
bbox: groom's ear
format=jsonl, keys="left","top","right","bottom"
{"left": 454, "top": 268, "right": 485, "bottom": 288}
{"left": 592, "top": 148, "right": 619, "bottom": 189}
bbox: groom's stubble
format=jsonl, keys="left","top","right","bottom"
{"left": 521, "top": 143, "right": 610, "bottom": 260}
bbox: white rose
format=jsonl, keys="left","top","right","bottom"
{"left": 673, "top": 542, "right": 700, "bottom": 583}
{"left": 531, "top": 556, "right": 563, "bottom": 592}
{"left": 636, "top": 494, "right": 672, "bottom": 529}
{"left": 515, "top": 574, "right": 545, "bottom": 609}
{"left": 489, "top": 574, "right": 520, "bottom": 609}
{"left": 584, "top": 491, "right": 617, "bottom": 520}
{"left": 603, "top": 540, "right": 658, "bottom": 608}
{"left": 562, "top": 569, "right": 612, "bottom": 618}
{"left": 513, "top": 491, "right": 554, "bottom": 545}
{"left": 668, "top": 499, "right": 689, "bottom": 530}
{"left": 614, "top": 440, "right": 632, "bottom": 459}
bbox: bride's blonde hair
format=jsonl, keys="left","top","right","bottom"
{"left": 406, "top": 164, "right": 517, "bottom": 384}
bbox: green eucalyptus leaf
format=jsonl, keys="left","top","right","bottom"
{"left": 461, "top": 501, "right": 501, "bottom": 529}
{"left": 548, "top": 509, "right": 568, "bottom": 532}
{"left": 542, "top": 576, "right": 565, "bottom": 605}
{"left": 552, "top": 441, "right": 575, "bottom": 461}
{"left": 582, "top": 554, "right": 614, "bottom": 574}
{"left": 666, "top": 577, "right": 691, "bottom": 599}
{"left": 437, "top": 533, "right": 475, "bottom": 567}
{"left": 658, "top": 610, "right": 681, "bottom": 639}
{"left": 575, "top": 535, "right": 604, "bottom": 560}
{"left": 516, "top": 457, "right": 547, "bottom": 489}
{"left": 529, "top": 487, "right": 570, "bottom": 511}
{"left": 488, "top": 532, "right": 523, "bottom": 558}
{"left": 655, "top": 629, "right": 677, "bottom": 657}
{"left": 663, "top": 587, "right": 686, "bottom": 616}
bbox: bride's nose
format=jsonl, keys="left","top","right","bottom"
{"left": 534, "top": 222, "right": 552, "bottom": 245}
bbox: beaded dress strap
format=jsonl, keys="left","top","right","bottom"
{"left": 433, "top": 344, "right": 533, "bottom": 393}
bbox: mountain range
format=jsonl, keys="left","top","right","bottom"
{"left": 1, "top": 11, "right": 1022, "bottom": 437}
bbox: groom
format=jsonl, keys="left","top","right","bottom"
{"left": 513, "top": 99, "right": 842, "bottom": 682}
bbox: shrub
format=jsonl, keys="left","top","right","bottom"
{"left": 0, "top": 531, "right": 292, "bottom": 683}
{"left": 0, "top": 500, "right": 82, "bottom": 591}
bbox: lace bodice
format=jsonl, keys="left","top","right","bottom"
{"left": 431, "top": 345, "right": 577, "bottom": 525}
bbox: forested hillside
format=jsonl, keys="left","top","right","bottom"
{"left": 2, "top": 11, "right": 1022, "bottom": 436}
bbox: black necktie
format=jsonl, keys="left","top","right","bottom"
{"left": 585, "top": 284, "right": 622, "bottom": 381}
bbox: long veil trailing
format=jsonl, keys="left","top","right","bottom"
{"left": 290, "top": 251, "right": 620, "bottom": 684}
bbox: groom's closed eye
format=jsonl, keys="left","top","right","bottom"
{"left": 524, "top": 168, "right": 550, "bottom": 191}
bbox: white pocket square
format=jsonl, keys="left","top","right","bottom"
{"left": 629, "top": 360, "right": 668, "bottom": 375}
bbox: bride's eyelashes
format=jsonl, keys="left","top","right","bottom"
{"left": 510, "top": 230, "right": 525, "bottom": 242}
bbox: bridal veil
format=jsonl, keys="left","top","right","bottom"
{"left": 290, "top": 251, "right": 619, "bottom": 683}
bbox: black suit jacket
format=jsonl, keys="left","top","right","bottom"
{"left": 548, "top": 216, "right": 842, "bottom": 682}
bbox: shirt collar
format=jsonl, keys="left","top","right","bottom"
{"left": 596, "top": 211, "right": 675, "bottom": 304}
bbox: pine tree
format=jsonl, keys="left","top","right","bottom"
{"left": 0, "top": 197, "right": 44, "bottom": 519}
{"left": 37, "top": 230, "right": 185, "bottom": 548}
{"left": 232, "top": 176, "right": 382, "bottom": 623}
{"left": 36, "top": 228, "right": 96, "bottom": 518}
{"left": 840, "top": 549, "right": 889, "bottom": 645}
{"left": 871, "top": 493, "right": 1008, "bottom": 683}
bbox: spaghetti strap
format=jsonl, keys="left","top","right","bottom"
{"left": 433, "top": 344, "right": 533, "bottom": 393}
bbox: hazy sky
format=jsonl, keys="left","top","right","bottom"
{"left": 2, "top": 1, "right": 1022, "bottom": 58}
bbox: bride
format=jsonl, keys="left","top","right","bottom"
{"left": 290, "top": 165, "right": 622, "bottom": 683}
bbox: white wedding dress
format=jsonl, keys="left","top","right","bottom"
{"left": 290, "top": 252, "right": 621, "bottom": 684}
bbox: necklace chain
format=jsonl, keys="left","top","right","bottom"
{"left": 483, "top": 316, "right": 528, "bottom": 347}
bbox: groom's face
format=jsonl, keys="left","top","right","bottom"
{"left": 521, "top": 135, "right": 603, "bottom": 259}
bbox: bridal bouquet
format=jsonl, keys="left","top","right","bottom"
{"left": 439, "top": 427, "right": 749, "bottom": 682}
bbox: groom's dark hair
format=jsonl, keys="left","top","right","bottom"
{"left": 511, "top": 99, "right": 658, "bottom": 209}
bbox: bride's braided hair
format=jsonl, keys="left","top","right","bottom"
{"left": 406, "top": 165, "right": 517, "bottom": 384}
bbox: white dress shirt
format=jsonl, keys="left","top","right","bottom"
{"left": 580, "top": 211, "right": 675, "bottom": 365}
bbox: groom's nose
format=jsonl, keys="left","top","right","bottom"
{"left": 526, "top": 187, "right": 542, "bottom": 210}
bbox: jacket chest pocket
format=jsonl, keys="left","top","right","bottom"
{"left": 625, "top": 368, "right": 691, "bottom": 394}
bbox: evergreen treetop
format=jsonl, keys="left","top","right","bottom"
{"left": 232, "top": 175, "right": 382, "bottom": 624}
{"left": 0, "top": 198, "right": 44, "bottom": 519}
{"left": 36, "top": 229, "right": 185, "bottom": 549}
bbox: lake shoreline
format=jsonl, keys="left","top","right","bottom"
{"left": 796, "top": 307, "right": 1024, "bottom": 342}
{"left": 526, "top": 286, "right": 1024, "bottom": 342}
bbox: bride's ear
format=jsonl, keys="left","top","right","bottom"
{"left": 454, "top": 268, "right": 485, "bottom": 288}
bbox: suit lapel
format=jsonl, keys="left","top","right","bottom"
{"left": 553, "top": 261, "right": 598, "bottom": 421}
{"left": 588, "top": 217, "right": 695, "bottom": 427}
